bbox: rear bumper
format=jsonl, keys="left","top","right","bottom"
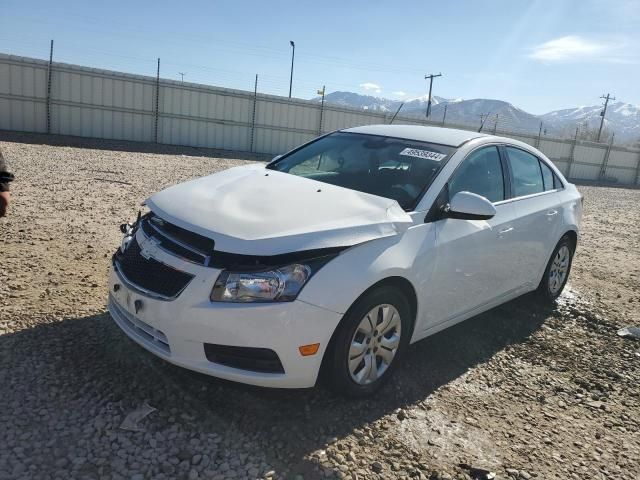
{"left": 107, "top": 268, "right": 342, "bottom": 388}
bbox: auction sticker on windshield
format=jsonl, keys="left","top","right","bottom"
{"left": 399, "top": 147, "right": 447, "bottom": 162}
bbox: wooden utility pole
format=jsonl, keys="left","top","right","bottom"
{"left": 389, "top": 102, "right": 404, "bottom": 124}
{"left": 597, "top": 93, "right": 615, "bottom": 143}
{"left": 478, "top": 113, "right": 490, "bottom": 132}
{"left": 424, "top": 73, "right": 442, "bottom": 118}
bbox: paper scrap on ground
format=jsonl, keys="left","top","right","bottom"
{"left": 617, "top": 326, "right": 640, "bottom": 340}
{"left": 119, "top": 403, "right": 157, "bottom": 432}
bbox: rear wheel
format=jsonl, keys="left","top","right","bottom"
{"left": 537, "top": 235, "right": 575, "bottom": 302}
{"left": 325, "top": 286, "right": 411, "bottom": 397}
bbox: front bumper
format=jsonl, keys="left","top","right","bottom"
{"left": 107, "top": 267, "right": 342, "bottom": 388}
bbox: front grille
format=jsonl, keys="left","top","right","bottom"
{"left": 204, "top": 344, "right": 285, "bottom": 374}
{"left": 140, "top": 213, "right": 214, "bottom": 266}
{"left": 110, "top": 297, "right": 171, "bottom": 353}
{"left": 114, "top": 240, "right": 194, "bottom": 299}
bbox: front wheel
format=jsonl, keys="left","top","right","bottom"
{"left": 325, "top": 286, "right": 411, "bottom": 397}
{"left": 537, "top": 235, "right": 575, "bottom": 302}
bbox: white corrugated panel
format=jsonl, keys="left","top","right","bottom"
{"left": 0, "top": 58, "right": 47, "bottom": 132}
{"left": 538, "top": 139, "right": 572, "bottom": 160}
{"left": 574, "top": 144, "right": 607, "bottom": 166}
{"left": 0, "top": 97, "right": 46, "bottom": 132}
{"left": 607, "top": 150, "right": 639, "bottom": 169}
{"left": 552, "top": 159, "right": 570, "bottom": 176}
{"left": 570, "top": 163, "right": 601, "bottom": 180}
{"left": 603, "top": 166, "right": 636, "bottom": 184}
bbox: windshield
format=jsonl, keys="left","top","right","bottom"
{"left": 267, "top": 132, "right": 454, "bottom": 210}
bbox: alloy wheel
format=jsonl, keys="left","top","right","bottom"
{"left": 348, "top": 304, "right": 402, "bottom": 385}
{"left": 549, "top": 245, "right": 570, "bottom": 295}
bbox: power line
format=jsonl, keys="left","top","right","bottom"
{"left": 5, "top": 16, "right": 428, "bottom": 75}
{"left": 0, "top": 37, "right": 430, "bottom": 100}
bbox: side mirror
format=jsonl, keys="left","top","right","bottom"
{"left": 446, "top": 191, "right": 496, "bottom": 220}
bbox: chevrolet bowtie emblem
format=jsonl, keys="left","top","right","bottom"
{"left": 139, "top": 236, "right": 160, "bottom": 260}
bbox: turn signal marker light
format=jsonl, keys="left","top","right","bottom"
{"left": 299, "top": 343, "right": 320, "bottom": 356}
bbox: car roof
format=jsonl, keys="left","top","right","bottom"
{"left": 340, "top": 124, "right": 490, "bottom": 147}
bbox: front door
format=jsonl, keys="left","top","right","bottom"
{"left": 421, "top": 146, "right": 520, "bottom": 330}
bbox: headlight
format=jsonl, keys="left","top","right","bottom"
{"left": 210, "top": 258, "right": 331, "bottom": 303}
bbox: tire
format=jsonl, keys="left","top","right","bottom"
{"left": 325, "top": 286, "right": 412, "bottom": 397}
{"left": 537, "top": 235, "right": 575, "bottom": 303}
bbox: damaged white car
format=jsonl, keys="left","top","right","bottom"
{"left": 108, "top": 125, "right": 582, "bottom": 396}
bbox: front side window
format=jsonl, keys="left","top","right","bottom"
{"left": 448, "top": 146, "right": 505, "bottom": 203}
{"left": 268, "top": 132, "right": 454, "bottom": 210}
{"left": 506, "top": 147, "right": 544, "bottom": 197}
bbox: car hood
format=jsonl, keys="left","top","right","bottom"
{"left": 145, "top": 164, "right": 413, "bottom": 256}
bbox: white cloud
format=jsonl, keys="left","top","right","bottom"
{"left": 392, "top": 91, "right": 406, "bottom": 97}
{"left": 359, "top": 82, "right": 381, "bottom": 94}
{"left": 529, "top": 35, "right": 607, "bottom": 62}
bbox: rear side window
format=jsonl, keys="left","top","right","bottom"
{"left": 506, "top": 147, "right": 544, "bottom": 197}
{"left": 448, "top": 146, "right": 504, "bottom": 203}
{"left": 539, "top": 160, "right": 555, "bottom": 191}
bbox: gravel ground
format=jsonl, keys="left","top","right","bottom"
{"left": 1, "top": 132, "right": 639, "bottom": 480}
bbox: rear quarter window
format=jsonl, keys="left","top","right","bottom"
{"left": 539, "top": 160, "right": 555, "bottom": 191}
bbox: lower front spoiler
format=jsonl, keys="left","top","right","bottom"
{"left": 106, "top": 290, "right": 342, "bottom": 389}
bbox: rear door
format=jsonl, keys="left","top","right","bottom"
{"left": 503, "top": 146, "right": 563, "bottom": 288}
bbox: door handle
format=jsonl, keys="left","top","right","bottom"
{"left": 546, "top": 210, "right": 558, "bottom": 216}
{"left": 498, "top": 227, "right": 514, "bottom": 235}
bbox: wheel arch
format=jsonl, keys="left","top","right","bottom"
{"left": 562, "top": 228, "right": 578, "bottom": 251}
{"left": 319, "top": 275, "right": 418, "bottom": 378}
{"left": 535, "top": 228, "right": 579, "bottom": 289}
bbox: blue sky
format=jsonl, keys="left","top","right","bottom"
{"left": 1, "top": 0, "right": 638, "bottom": 114}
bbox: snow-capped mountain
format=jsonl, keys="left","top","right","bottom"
{"left": 427, "top": 99, "right": 542, "bottom": 133}
{"left": 541, "top": 102, "right": 640, "bottom": 143}
{"left": 314, "top": 93, "right": 544, "bottom": 134}
{"left": 312, "top": 91, "right": 640, "bottom": 144}
{"left": 398, "top": 94, "right": 460, "bottom": 112}
{"left": 317, "top": 91, "right": 453, "bottom": 113}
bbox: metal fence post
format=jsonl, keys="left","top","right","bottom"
{"left": 566, "top": 127, "right": 579, "bottom": 179}
{"left": 442, "top": 104, "right": 448, "bottom": 126}
{"left": 535, "top": 121, "right": 542, "bottom": 148}
{"left": 46, "top": 40, "right": 54, "bottom": 134}
{"left": 249, "top": 74, "right": 258, "bottom": 152}
{"left": 599, "top": 134, "right": 614, "bottom": 180}
{"left": 634, "top": 151, "right": 640, "bottom": 186}
{"left": 154, "top": 58, "right": 160, "bottom": 144}
{"left": 318, "top": 85, "right": 325, "bottom": 136}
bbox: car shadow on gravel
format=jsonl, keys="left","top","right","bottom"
{"left": 0, "top": 293, "right": 556, "bottom": 478}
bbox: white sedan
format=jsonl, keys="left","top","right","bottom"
{"left": 108, "top": 125, "right": 582, "bottom": 396}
